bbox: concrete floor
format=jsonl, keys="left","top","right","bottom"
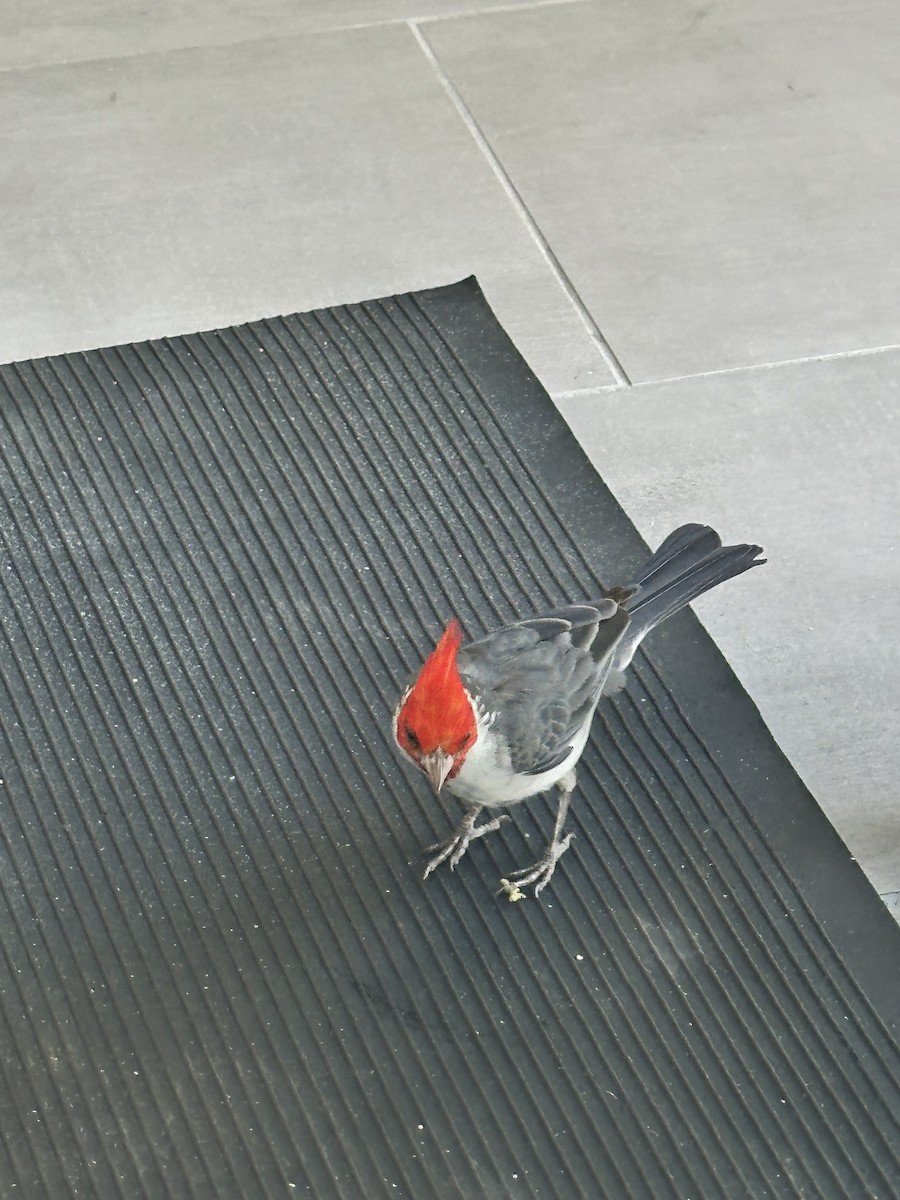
{"left": 2, "top": 0, "right": 898, "bottom": 907}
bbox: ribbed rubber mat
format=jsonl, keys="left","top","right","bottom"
{"left": 0, "top": 278, "right": 898, "bottom": 1199}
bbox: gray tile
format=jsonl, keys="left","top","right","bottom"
{"left": 0, "top": 0, "right": 561, "bottom": 71}
{"left": 558, "top": 351, "right": 900, "bottom": 893}
{"left": 0, "top": 26, "right": 613, "bottom": 394}
{"left": 426, "top": 2, "right": 900, "bottom": 381}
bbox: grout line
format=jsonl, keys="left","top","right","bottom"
{"left": 634, "top": 341, "right": 900, "bottom": 388}
{"left": 290, "top": 0, "right": 589, "bottom": 38}
{"left": 0, "top": 0, "right": 587, "bottom": 77}
{"left": 554, "top": 383, "right": 627, "bottom": 400}
{"left": 417, "top": 0, "right": 588, "bottom": 23}
{"left": 408, "top": 19, "right": 632, "bottom": 389}
{"left": 553, "top": 338, "right": 900, "bottom": 400}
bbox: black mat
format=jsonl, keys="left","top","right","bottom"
{"left": 0, "top": 279, "right": 898, "bottom": 1199}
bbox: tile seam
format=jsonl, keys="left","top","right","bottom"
{"left": 408, "top": 19, "right": 632, "bottom": 388}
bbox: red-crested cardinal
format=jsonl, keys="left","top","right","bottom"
{"left": 392, "top": 524, "right": 764, "bottom": 897}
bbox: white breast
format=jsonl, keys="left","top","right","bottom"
{"left": 445, "top": 708, "right": 595, "bottom": 809}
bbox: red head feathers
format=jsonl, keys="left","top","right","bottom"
{"left": 394, "top": 620, "right": 476, "bottom": 761}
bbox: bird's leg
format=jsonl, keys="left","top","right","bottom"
{"left": 507, "top": 771, "right": 576, "bottom": 897}
{"left": 422, "top": 805, "right": 509, "bottom": 879}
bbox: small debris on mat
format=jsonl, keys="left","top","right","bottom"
{"left": 498, "top": 878, "right": 527, "bottom": 902}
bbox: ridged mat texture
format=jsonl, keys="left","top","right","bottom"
{"left": 0, "top": 278, "right": 898, "bottom": 1200}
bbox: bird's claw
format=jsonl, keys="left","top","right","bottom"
{"left": 422, "top": 834, "right": 468, "bottom": 878}
{"left": 507, "top": 832, "right": 574, "bottom": 897}
{"left": 422, "top": 814, "right": 509, "bottom": 879}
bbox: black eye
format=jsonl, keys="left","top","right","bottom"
{"left": 404, "top": 727, "right": 421, "bottom": 751}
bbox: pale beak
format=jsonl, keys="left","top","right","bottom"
{"left": 421, "top": 749, "right": 454, "bottom": 794}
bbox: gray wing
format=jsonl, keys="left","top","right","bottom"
{"left": 457, "top": 601, "right": 630, "bottom": 776}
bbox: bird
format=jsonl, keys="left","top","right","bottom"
{"left": 392, "top": 523, "right": 764, "bottom": 897}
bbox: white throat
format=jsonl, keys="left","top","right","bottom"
{"left": 445, "top": 702, "right": 592, "bottom": 810}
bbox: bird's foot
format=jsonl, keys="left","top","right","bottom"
{"left": 507, "top": 832, "right": 574, "bottom": 897}
{"left": 422, "top": 812, "right": 510, "bottom": 879}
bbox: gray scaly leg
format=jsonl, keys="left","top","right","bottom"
{"left": 507, "top": 770, "right": 576, "bottom": 897}
{"left": 422, "top": 805, "right": 510, "bottom": 878}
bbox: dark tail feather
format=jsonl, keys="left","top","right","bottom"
{"left": 610, "top": 523, "right": 764, "bottom": 670}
